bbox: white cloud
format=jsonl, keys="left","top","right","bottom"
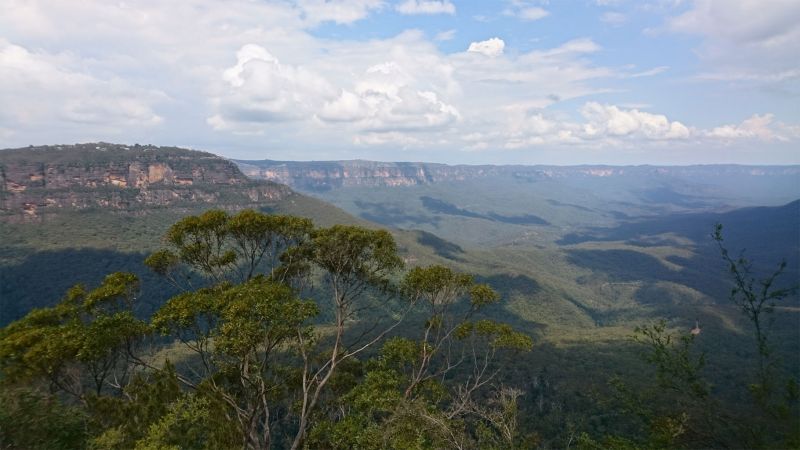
{"left": 600, "top": 11, "right": 626, "bottom": 26}
{"left": 0, "top": 0, "right": 795, "bottom": 161}
{"left": 580, "top": 102, "right": 690, "bottom": 140}
{"left": 706, "top": 114, "right": 783, "bottom": 141}
{"left": 494, "top": 102, "right": 693, "bottom": 150}
{"left": 628, "top": 65, "right": 669, "bottom": 78}
{"left": 209, "top": 44, "right": 335, "bottom": 130}
{"left": 467, "top": 38, "right": 505, "bottom": 57}
{"left": 665, "top": 0, "right": 800, "bottom": 83}
{"left": 693, "top": 69, "right": 800, "bottom": 83}
{"left": 667, "top": 0, "right": 800, "bottom": 45}
{"left": 296, "top": 0, "right": 384, "bottom": 25}
{"left": 480, "top": 103, "right": 795, "bottom": 152}
{"left": 395, "top": 0, "right": 455, "bottom": 15}
{"left": 503, "top": 1, "right": 549, "bottom": 21}
{"left": 518, "top": 7, "right": 549, "bottom": 21}
{"left": 0, "top": 40, "right": 163, "bottom": 131}
{"left": 434, "top": 29, "right": 456, "bottom": 41}
{"left": 539, "top": 38, "right": 601, "bottom": 56}
{"left": 318, "top": 61, "right": 460, "bottom": 132}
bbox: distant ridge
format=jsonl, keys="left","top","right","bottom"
{"left": 235, "top": 158, "right": 800, "bottom": 192}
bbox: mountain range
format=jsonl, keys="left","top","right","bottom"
{"left": 2, "top": 144, "right": 798, "bottom": 424}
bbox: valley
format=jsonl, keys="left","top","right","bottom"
{"left": 2, "top": 144, "right": 798, "bottom": 448}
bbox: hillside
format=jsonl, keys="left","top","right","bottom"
{"left": 236, "top": 159, "right": 800, "bottom": 251}
{"left": 234, "top": 156, "right": 800, "bottom": 396}
{"left": 0, "top": 144, "right": 449, "bottom": 324}
{"left": 2, "top": 145, "right": 799, "bottom": 447}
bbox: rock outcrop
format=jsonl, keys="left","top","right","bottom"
{"left": 236, "top": 159, "right": 800, "bottom": 193}
{"left": 1, "top": 143, "right": 289, "bottom": 220}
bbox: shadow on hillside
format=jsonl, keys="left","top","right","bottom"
{"left": 415, "top": 230, "right": 464, "bottom": 260}
{"left": 476, "top": 273, "right": 548, "bottom": 335}
{"left": 558, "top": 200, "right": 799, "bottom": 255}
{"left": 354, "top": 200, "right": 441, "bottom": 227}
{"left": 0, "top": 248, "right": 179, "bottom": 325}
{"left": 420, "top": 196, "right": 550, "bottom": 226}
{"left": 556, "top": 201, "right": 799, "bottom": 312}
{"left": 566, "top": 248, "right": 729, "bottom": 304}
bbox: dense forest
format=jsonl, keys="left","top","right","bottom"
{"left": 1, "top": 209, "right": 797, "bottom": 449}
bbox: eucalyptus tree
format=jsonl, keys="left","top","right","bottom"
{"left": 1, "top": 209, "right": 534, "bottom": 449}
{"left": 0, "top": 272, "right": 148, "bottom": 402}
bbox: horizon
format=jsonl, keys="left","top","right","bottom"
{"left": 6, "top": 141, "right": 800, "bottom": 169}
{"left": 1, "top": 1, "right": 799, "bottom": 165}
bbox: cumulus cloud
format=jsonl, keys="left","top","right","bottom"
{"left": 208, "top": 44, "right": 335, "bottom": 130}
{"left": 705, "top": 114, "right": 790, "bottom": 141}
{"left": 395, "top": 0, "right": 455, "bottom": 15}
{"left": 580, "top": 102, "right": 690, "bottom": 140}
{"left": 0, "top": 40, "right": 163, "bottom": 131}
{"left": 494, "top": 102, "right": 693, "bottom": 150}
{"left": 318, "top": 61, "right": 460, "bottom": 132}
{"left": 467, "top": 38, "right": 505, "bottom": 57}
{"left": 0, "top": 0, "right": 795, "bottom": 161}
{"left": 475, "top": 103, "right": 796, "bottom": 152}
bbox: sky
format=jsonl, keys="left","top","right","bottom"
{"left": 0, "top": 0, "right": 798, "bottom": 165}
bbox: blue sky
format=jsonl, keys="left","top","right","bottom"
{"left": 0, "top": 0, "right": 798, "bottom": 165}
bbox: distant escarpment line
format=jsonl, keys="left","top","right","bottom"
{"left": 235, "top": 159, "right": 800, "bottom": 192}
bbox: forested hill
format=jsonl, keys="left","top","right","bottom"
{"left": 0, "top": 143, "right": 343, "bottom": 323}
{"left": 1, "top": 144, "right": 799, "bottom": 448}
{"left": 0, "top": 143, "right": 289, "bottom": 220}
{"left": 0, "top": 144, "right": 455, "bottom": 325}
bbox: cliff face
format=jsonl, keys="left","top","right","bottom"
{"left": 235, "top": 160, "right": 509, "bottom": 191}
{"left": 235, "top": 159, "right": 800, "bottom": 192}
{"left": 1, "top": 143, "right": 289, "bottom": 220}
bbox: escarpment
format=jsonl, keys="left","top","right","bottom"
{"left": 0, "top": 143, "right": 290, "bottom": 220}
{"left": 235, "top": 159, "right": 800, "bottom": 193}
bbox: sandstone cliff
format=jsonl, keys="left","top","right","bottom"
{"left": 1, "top": 143, "right": 289, "bottom": 220}
{"left": 235, "top": 159, "right": 800, "bottom": 193}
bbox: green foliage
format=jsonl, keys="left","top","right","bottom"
{"left": 309, "top": 224, "right": 404, "bottom": 292}
{"left": 598, "top": 322, "right": 715, "bottom": 449}
{"left": 713, "top": 223, "right": 798, "bottom": 399}
{"left": 633, "top": 320, "right": 708, "bottom": 399}
{"left": 456, "top": 320, "right": 533, "bottom": 351}
{"left": 10, "top": 206, "right": 799, "bottom": 449}
{"left": 147, "top": 208, "right": 313, "bottom": 286}
{"left": 0, "top": 272, "right": 148, "bottom": 396}
{"left": 711, "top": 224, "right": 800, "bottom": 445}
{"left": 134, "top": 394, "right": 237, "bottom": 450}
{"left": 86, "top": 364, "right": 183, "bottom": 449}
{"left": 0, "top": 388, "right": 88, "bottom": 450}
{"left": 215, "top": 277, "right": 318, "bottom": 358}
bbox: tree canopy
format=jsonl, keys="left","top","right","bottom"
{"left": 1, "top": 209, "right": 532, "bottom": 449}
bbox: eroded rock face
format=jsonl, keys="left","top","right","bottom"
{"left": 236, "top": 159, "right": 800, "bottom": 193}
{"left": 0, "top": 143, "right": 289, "bottom": 220}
